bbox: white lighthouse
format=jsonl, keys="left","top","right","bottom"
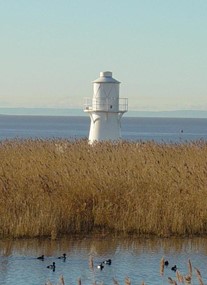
{"left": 84, "top": 71, "right": 128, "bottom": 143}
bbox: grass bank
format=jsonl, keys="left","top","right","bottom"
{"left": 0, "top": 139, "right": 207, "bottom": 238}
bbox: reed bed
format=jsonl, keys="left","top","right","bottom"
{"left": 0, "top": 138, "right": 207, "bottom": 238}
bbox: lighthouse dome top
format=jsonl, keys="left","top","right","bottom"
{"left": 93, "top": 71, "right": 120, "bottom": 84}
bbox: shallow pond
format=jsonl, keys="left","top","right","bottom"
{"left": 0, "top": 236, "right": 207, "bottom": 285}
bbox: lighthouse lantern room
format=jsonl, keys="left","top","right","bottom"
{"left": 84, "top": 71, "right": 128, "bottom": 143}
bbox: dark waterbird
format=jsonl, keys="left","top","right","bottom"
{"left": 104, "top": 259, "right": 112, "bottom": 265}
{"left": 171, "top": 265, "right": 177, "bottom": 272}
{"left": 58, "top": 253, "right": 66, "bottom": 260}
{"left": 47, "top": 262, "right": 56, "bottom": 271}
{"left": 164, "top": 260, "right": 169, "bottom": 266}
{"left": 37, "top": 255, "right": 44, "bottom": 260}
{"left": 97, "top": 263, "right": 104, "bottom": 270}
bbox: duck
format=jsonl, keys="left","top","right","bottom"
{"left": 37, "top": 255, "right": 44, "bottom": 260}
{"left": 47, "top": 262, "right": 56, "bottom": 271}
{"left": 58, "top": 253, "right": 66, "bottom": 260}
{"left": 103, "top": 259, "right": 112, "bottom": 265}
{"left": 97, "top": 263, "right": 104, "bottom": 270}
{"left": 164, "top": 260, "right": 169, "bottom": 266}
{"left": 171, "top": 265, "right": 177, "bottom": 272}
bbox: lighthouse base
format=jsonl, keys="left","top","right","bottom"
{"left": 88, "top": 112, "right": 123, "bottom": 143}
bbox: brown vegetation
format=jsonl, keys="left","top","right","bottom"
{"left": 0, "top": 139, "right": 207, "bottom": 238}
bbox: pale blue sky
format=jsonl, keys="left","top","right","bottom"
{"left": 0, "top": 0, "right": 206, "bottom": 112}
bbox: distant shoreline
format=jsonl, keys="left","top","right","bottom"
{"left": 0, "top": 108, "right": 207, "bottom": 118}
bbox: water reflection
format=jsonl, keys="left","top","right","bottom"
{"left": 0, "top": 236, "right": 207, "bottom": 285}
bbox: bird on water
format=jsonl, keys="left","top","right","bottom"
{"left": 164, "top": 260, "right": 169, "bottom": 266}
{"left": 58, "top": 253, "right": 66, "bottom": 260}
{"left": 104, "top": 259, "right": 112, "bottom": 265}
{"left": 171, "top": 265, "right": 177, "bottom": 272}
{"left": 47, "top": 262, "right": 56, "bottom": 271}
{"left": 97, "top": 263, "right": 104, "bottom": 270}
{"left": 37, "top": 255, "right": 44, "bottom": 260}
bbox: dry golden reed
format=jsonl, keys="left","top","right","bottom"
{"left": 89, "top": 255, "right": 94, "bottom": 270}
{"left": 184, "top": 275, "right": 192, "bottom": 284}
{"left": 77, "top": 278, "right": 81, "bottom": 285}
{"left": 176, "top": 270, "right": 184, "bottom": 283}
{"left": 58, "top": 275, "right": 65, "bottom": 285}
{"left": 124, "top": 277, "right": 131, "bottom": 285}
{"left": 1, "top": 138, "right": 207, "bottom": 238}
{"left": 194, "top": 267, "right": 202, "bottom": 278}
{"left": 160, "top": 257, "right": 165, "bottom": 276}
{"left": 112, "top": 277, "right": 119, "bottom": 285}
{"left": 168, "top": 277, "right": 177, "bottom": 285}
{"left": 45, "top": 280, "right": 53, "bottom": 285}
{"left": 188, "top": 259, "right": 192, "bottom": 277}
{"left": 194, "top": 267, "right": 204, "bottom": 285}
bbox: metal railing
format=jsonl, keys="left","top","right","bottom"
{"left": 84, "top": 97, "right": 128, "bottom": 113}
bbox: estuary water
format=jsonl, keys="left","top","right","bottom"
{"left": 0, "top": 236, "right": 207, "bottom": 285}
{"left": 0, "top": 115, "right": 207, "bottom": 142}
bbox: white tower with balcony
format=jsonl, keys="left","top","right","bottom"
{"left": 84, "top": 71, "right": 128, "bottom": 143}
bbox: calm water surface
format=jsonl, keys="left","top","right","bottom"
{"left": 0, "top": 237, "right": 207, "bottom": 285}
{"left": 0, "top": 115, "right": 207, "bottom": 142}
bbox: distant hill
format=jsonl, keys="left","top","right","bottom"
{"left": 0, "top": 108, "right": 84, "bottom": 116}
{"left": 0, "top": 108, "right": 207, "bottom": 118}
{"left": 128, "top": 110, "right": 207, "bottom": 118}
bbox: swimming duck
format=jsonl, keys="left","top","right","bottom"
{"left": 47, "top": 262, "right": 56, "bottom": 271}
{"left": 37, "top": 255, "right": 44, "bottom": 260}
{"left": 164, "top": 260, "right": 169, "bottom": 266}
{"left": 58, "top": 253, "right": 66, "bottom": 260}
{"left": 97, "top": 263, "right": 104, "bottom": 270}
{"left": 171, "top": 265, "right": 177, "bottom": 272}
{"left": 104, "top": 259, "right": 112, "bottom": 265}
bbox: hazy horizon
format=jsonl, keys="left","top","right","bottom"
{"left": 1, "top": 107, "right": 207, "bottom": 118}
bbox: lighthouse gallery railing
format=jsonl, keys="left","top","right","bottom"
{"left": 84, "top": 97, "right": 128, "bottom": 113}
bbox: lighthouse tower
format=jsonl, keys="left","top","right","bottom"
{"left": 84, "top": 71, "right": 128, "bottom": 143}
